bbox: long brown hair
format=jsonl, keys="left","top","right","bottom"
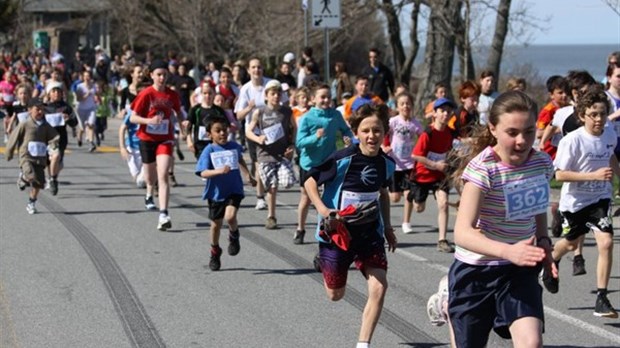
{"left": 451, "top": 91, "right": 537, "bottom": 188}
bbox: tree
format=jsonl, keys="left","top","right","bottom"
{"left": 380, "top": 0, "right": 422, "bottom": 84}
{"left": 485, "top": 0, "right": 511, "bottom": 86}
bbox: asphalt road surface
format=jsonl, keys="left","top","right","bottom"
{"left": 1, "top": 118, "right": 619, "bottom": 347}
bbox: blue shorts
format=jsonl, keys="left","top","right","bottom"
{"left": 319, "top": 233, "right": 387, "bottom": 290}
{"left": 448, "top": 260, "right": 544, "bottom": 347}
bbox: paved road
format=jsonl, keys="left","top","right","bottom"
{"left": 1, "top": 118, "right": 619, "bottom": 348}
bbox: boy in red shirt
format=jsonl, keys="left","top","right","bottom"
{"left": 536, "top": 75, "right": 569, "bottom": 159}
{"left": 408, "top": 98, "right": 456, "bottom": 253}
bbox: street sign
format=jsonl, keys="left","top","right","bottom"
{"left": 311, "top": 0, "right": 341, "bottom": 28}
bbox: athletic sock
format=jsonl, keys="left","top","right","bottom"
{"left": 356, "top": 342, "right": 370, "bottom": 348}
{"left": 597, "top": 288, "right": 608, "bottom": 297}
{"left": 160, "top": 209, "right": 168, "bottom": 216}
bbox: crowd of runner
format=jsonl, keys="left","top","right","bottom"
{"left": 2, "top": 46, "right": 619, "bottom": 347}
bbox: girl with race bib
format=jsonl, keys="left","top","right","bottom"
{"left": 448, "top": 91, "right": 557, "bottom": 347}
{"left": 195, "top": 116, "right": 256, "bottom": 271}
{"left": 130, "top": 59, "right": 184, "bottom": 231}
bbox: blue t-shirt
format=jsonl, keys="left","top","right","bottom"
{"left": 195, "top": 141, "right": 245, "bottom": 201}
{"left": 123, "top": 111, "right": 140, "bottom": 150}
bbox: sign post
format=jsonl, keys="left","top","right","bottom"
{"left": 311, "top": 0, "right": 341, "bottom": 82}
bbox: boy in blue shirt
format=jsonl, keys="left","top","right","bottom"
{"left": 196, "top": 116, "right": 256, "bottom": 271}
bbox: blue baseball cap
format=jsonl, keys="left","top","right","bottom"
{"left": 351, "top": 97, "right": 375, "bottom": 112}
{"left": 433, "top": 97, "right": 456, "bottom": 110}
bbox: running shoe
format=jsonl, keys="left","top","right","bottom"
{"left": 145, "top": 196, "right": 157, "bottom": 210}
{"left": 437, "top": 239, "right": 455, "bottom": 253}
{"left": 594, "top": 294, "right": 618, "bottom": 318}
{"left": 89, "top": 142, "right": 97, "bottom": 153}
{"left": 209, "top": 245, "right": 223, "bottom": 271}
{"left": 44, "top": 179, "right": 51, "bottom": 190}
{"left": 255, "top": 198, "right": 267, "bottom": 210}
{"left": 49, "top": 178, "right": 59, "bottom": 196}
{"left": 572, "top": 255, "right": 586, "bottom": 276}
{"left": 157, "top": 214, "right": 172, "bottom": 231}
{"left": 265, "top": 217, "right": 278, "bottom": 230}
{"left": 228, "top": 231, "right": 240, "bottom": 256}
{"left": 427, "top": 293, "right": 446, "bottom": 326}
{"left": 293, "top": 230, "right": 305, "bottom": 245}
{"left": 401, "top": 222, "right": 414, "bottom": 234}
{"left": 541, "top": 262, "right": 559, "bottom": 294}
{"left": 26, "top": 201, "right": 37, "bottom": 215}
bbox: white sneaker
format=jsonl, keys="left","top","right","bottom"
{"left": 157, "top": 214, "right": 172, "bottom": 231}
{"left": 401, "top": 222, "right": 414, "bottom": 234}
{"left": 427, "top": 275, "right": 449, "bottom": 326}
{"left": 255, "top": 198, "right": 267, "bottom": 210}
{"left": 26, "top": 202, "right": 37, "bottom": 215}
{"left": 136, "top": 172, "right": 146, "bottom": 189}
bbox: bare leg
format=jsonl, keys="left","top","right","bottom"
{"left": 155, "top": 154, "right": 172, "bottom": 210}
{"left": 297, "top": 187, "right": 310, "bottom": 230}
{"left": 358, "top": 267, "right": 388, "bottom": 344}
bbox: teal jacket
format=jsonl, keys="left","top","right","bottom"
{"left": 296, "top": 107, "right": 353, "bottom": 170}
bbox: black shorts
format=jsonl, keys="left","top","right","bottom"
{"left": 407, "top": 180, "right": 449, "bottom": 203}
{"left": 299, "top": 166, "right": 311, "bottom": 188}
{"left": 448, "top": 260, "right": 544, "bottom": 347}
{"left": 389, "top": 169, "right": 412, "bottom": 193}
{"left": 208, "top": 194, "right": 243, "bottom": 221}
{"left": 560, "top": 199, "right": 613, "bottom": 241}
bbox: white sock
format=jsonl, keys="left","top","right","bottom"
{"left": 356, "top": 342, "right": 369, "bottom": 348}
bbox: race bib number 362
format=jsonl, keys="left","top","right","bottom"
{"left": 503, "top": 175, "right": 549, "bottom": 221}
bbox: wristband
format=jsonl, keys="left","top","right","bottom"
{"left": 536, "top": 236, "right": 552, "bottom": 246}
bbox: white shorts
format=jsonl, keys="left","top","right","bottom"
{"left": 126, "top": 147, "right": 143, "bottom": 177}
{"left": 77, "top": 107, "right": 96, "bottom": 128}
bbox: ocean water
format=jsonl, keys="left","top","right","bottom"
{"left": 414, "top": 44, "right": 619, "bottom": 81}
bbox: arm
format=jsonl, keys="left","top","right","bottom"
{"left": 555, "top": 168, "right": 613, "bottom": 182}
{"left": 304, "top": 176, "right": 333, "bottom": 218}
{"left": 539, "top": 124, "right": 558, "bottom": 150}
{"left": 244, "top": 110, "right": 266, "bottom": 145}
{"left": 535, "top": 213, "right": 558, "bottom": 279}
{"left": 379, "top": 187, "right": 396, "bottom": 252}
{"left": 200, "top": 165, "right": 231, "bottom": 179}
{"left": 235, "top": 98, "right": 255, "bottom": 122}
{"left": 118, "top": 123, "right": 129, "bottom": 161}
{"left": 412, "top": 154, "right": 448, "bottom": 173}
{"left": 238, "top": 157, "right": 257, "bottom": 186}
{"left": 5, "top": 123, "right": 23, "bottom": 161}
{"left": 454, "top": 182, "right": 546, "bottom": 266}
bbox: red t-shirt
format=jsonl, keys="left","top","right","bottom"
{"left": 131, "top": 86, "right": 182, "bottom": 142}
{"left": 412, "top": 126, "right": 454, "bottom": 183}
{"left": 536, "top": 101, "right": 559, "bottom": 159}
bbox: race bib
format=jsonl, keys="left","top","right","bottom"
{"left": 210, "top": 150, "right": 239, "bottom": 170}
{"left": 45, "top": 113, "right": 65, "bottom": 127}
{"left": 27, "top": 141, "right": 47, "bottom": 157}
{"left": 393, "top": 143, "right": 413, "bottom": 159}
{"left": 2, "top": 94, "right": 14, "bottom": 103}
{"left": 146, "top": 119, "right": 170, "bottom": 135}
{"left": 17, "top": 111, "right": 29, "bottom": 123}
{"left": 577, "top": 181, "right": 607, "bottom": 193}
{"left": 263, "top": 122, "right": 284, "bottom": 145}
{"left": 427, "top": 151, "right": 446, "bottom": 162}
{"left": 340, "top": 190, "right": 378, "bottom": 210}
{"left": 198, "top": 126, "right": 208, "bottom": 141}
{"left": 504, "top": 175, "right": 549, "bottom": 221}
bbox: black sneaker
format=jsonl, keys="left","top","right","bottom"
{"left": 228, "top": 231, "right": 240, "bottom": 256}
{"left": 313, "top": 252, "right": 322, "bottom": 273}
{"left": 145, "top": 196, "right": 157, "bottom": 210}
{"left": 542, "top": 261, "right": 559, "bottom": 294}
{"left": 209, "top": 245, "right": 223, "bottom": 271}
{"left": 49, "top": 178, "right": 58, "bottom": 196}
{"left": 594, "top": 294, "right": 619, "bottom": 318}
{"left": 572, "top": 255, "right": 586, "bottom": 276}
{"left": 89, "top": 142, "right": 97, "bottom": 152}
{"left": 293, "top": 230, "right": 305, "bottom": 245}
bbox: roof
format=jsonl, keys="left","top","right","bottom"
{"left": 23, "top": 0, "right": 111, "bottom": 13}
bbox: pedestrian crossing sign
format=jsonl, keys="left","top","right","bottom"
{"left": 311, "top": 0, "right": 341, "bottom": 28}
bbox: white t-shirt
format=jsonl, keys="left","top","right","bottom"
{"left": 554, "top": 127, "right": 617, "bottom": 213}
{"left": 477, "top": 91, "right": 499, "bottom": 125}
{"left": 76, "top": 82, "right": 97, "bottom": 110}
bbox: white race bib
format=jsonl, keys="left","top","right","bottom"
{"left": 427, "top": 151, "right": 446, "bottom": 163}
{"left": 17, "top": 111, "right": 29, "bottom": 123}
{"left": 263, "top": 122, "right": 284, "bottom": 145}
{"left": 198, "top": 126, "right": 209, "bottom": 141}
{"left": 210, "top": 150, "right": 239, "bottom": 170}
{"left": 576, "top": 181, "right": 607, "bottom": 194}
{"left": 146, "top": 119, "right": 170, "bottom": 135}
{"left": 45, "top": 113, "right": 65, "bottom": 127}
{"left": 340, "top": 190, "right": 378, "bottom": 210}
{"left": 504, "top": 175, "right": 549, "bottom": 221}
{"left": 27, "top": 141, "right": 47, "bottom": 157}
{"left": 393, "top": 143, "right": 413, "bottom": 159}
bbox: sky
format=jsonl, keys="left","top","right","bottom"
{"left": 529, "top": 0, "right": 619, "bottom": 44}
{"left": 398, "top": 0, "right": 620, "bottom": 46}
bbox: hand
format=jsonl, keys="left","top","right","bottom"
{"left": 63, "top": 113, "right": 70, "bottom": 121}
{"left": 434, "top": 161, "right": 448, "bottom": 172}
{"left": 220, "top": 165, "right": 231, "bottom": 174}
{"left": 181, "top": 120, "right": 190, "bottom": 131}
{"left": 257, "top": 135, "right": 267, "bottom": 145}
{"left": 382, "top": 145, "right": 392, "bottom": 154}
{"left": 120, "top": 147, "right": 129, "bottom": 161}
{"left": 343, "top": 136, "right": 351, "bottom": 147}
{"left": 316, "top": 128, "right": 325, "bottom": 139}
{"left": 538, "top": 238, "right": 559, "bottom": 279}
{"left": 593, "top": 167, "right": 613, "bottom": 181}
{"left": 318, "top": 206, "right": 337, "bottom": 219}
{"left": 248, "top": 177, "right": 257, "bottom": 187}
{"left": 502, "top": 236, "right": 546, "bottom": 267}
{"left": 385, "top": 227, "right": 397, "bottom": 252}
{"left": 284, "top": 146, "right": 294, "bottom": 159}
{"left": 188, "top": 143, "right": 195, "bottom": 153}
{"left": 150, "top": 114, "right": 163, "bottom": 125}
{"left": 247, "top": 100, "right": 256, "bottom": 109}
